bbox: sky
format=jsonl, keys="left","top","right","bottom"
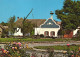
{"left": 0, "top": 0, "right": 64, "bottom": 23}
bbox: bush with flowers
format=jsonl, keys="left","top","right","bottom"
{"left": 0, "top": 42, "right": 29, "bottom": 57}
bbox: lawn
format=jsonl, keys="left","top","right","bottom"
{"left": 0, "top": 38, "right": 73, "bottom": 42}
{"left": 34, "top": 45, "right": 79, "bottom": 51}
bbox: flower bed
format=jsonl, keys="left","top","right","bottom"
{"left": 0, "top": 42, "right": 29, "bottom": 57}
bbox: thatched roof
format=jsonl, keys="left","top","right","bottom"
{"left": 15, "top": 18, "right": 46, "bottom": 27}
{"left": 0, "top": 24, "right": 8, "bottom": 31}
{"left": 3, "top": 26, "right": 8, "bottom": 29}
{"left": 0, "top": 24, "right": 4, "bottom": 29}
{"left": 28, "top": 19, "right": 46, "bottom": 27}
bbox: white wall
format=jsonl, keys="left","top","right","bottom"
{"left": 35, "top": 28, "right": 40, "bottom": 35}
{"left": 14, "top": 28, "right": 23, "bottom": 36}
{"left": 73, "top": 29, "right": 79, "bottom": 35}
{"left": 35, "top": 28, "right": 60, "bottom": 37}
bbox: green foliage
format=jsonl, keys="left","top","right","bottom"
{"left": 58, "top": 29, "right": 66, "bottom": 35}
{"left": 22, "top": 19, "right": 34, "bottom": 37}
{"left": 34, "top": 45, "right": 79, "bottom": 51}
{"left": 55, "top": 0, "right": 80, "bottom": 30}
{"left": 31, "top": 29, "right": 34, "bottom": 36}
{"left": 8, "top": 16, "right": 16, "bottom": 36}
{"left": 1, "top": 28, "right": 8, "bottom": 38}
{"left": 0, "top": 22, "right": 8, "bottom": 26}
{"left": 0, "top": 38, "right": 72, "bottom": 42}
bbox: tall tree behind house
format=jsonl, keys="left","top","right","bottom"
{"left": 55, "top": 0, "right": 80, "bottom": 30}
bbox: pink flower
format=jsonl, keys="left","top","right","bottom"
{"left": 67, "top": 44, "right": 69, "bottom": 46}
{"left": 71, "top": 55, "right": 74, "bottom": 57}
{"left": 18, "top": 42, "right": 21, "bottom": 46}
{"left": 67, "top": 44, "right": 70, "bottom": 47}
{"left": 12, "top": 47, "right": 15, "bottom": 49}
{"left": 7, "top": 51, "right": 9, "bottom": 53}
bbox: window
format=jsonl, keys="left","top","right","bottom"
{"left": 50, "top": 31, "right": 55, "bottom": 36}
{"left": 44, "top": 31, "right": 49, "bottom": 36}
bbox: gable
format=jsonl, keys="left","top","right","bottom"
{"left": 40, "top": 19, "right": 60, "bottom": 28}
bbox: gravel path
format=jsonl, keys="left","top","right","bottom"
{"left": 27, "top": 41, "right": 80, "bottom": 48}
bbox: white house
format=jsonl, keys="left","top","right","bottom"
{"left": 14, "top": 28, "right": 23, "bottom": 36}
{"left": 35, "top": 12, "right": 60, "bottom": 37}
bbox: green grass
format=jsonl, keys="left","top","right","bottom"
{"left": 34, "top": 45, "right": 79, "bottom": 51}
{"left": 0, "top": 38, "right": 73, "bottom": 42}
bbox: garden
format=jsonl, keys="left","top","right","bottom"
{"left": 0, "top": 42, "right": 30, "bottom": 57}
{"left": 0, "top": 38, "right": 80, "bottom": 57}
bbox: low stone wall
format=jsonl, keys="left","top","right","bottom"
{"left": 26, "top": 50, "right": 68, "bottom": 57}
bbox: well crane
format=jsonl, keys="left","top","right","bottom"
{"left": 23, "top": 8, "right": 33, "bottom": 37}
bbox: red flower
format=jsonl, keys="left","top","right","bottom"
{"left": 1, "top": 55, "right": 3, "bottom": 56}
{"left": 1, "top": 48, "right": 4, "bottom": 51}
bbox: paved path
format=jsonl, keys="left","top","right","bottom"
{"left": 0, "top": 44, "right": 6, "bottom": 49}
{"left": 27, "top": 41, "right": 80, "bottom": 48}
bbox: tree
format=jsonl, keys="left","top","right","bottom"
{"left": 1, "top": 28, "right": 8, "bottom": 38}
{"left": 8, "top": 16, "right": 15, "bottom": 36}
{"left": 22, "top": 19, "right": 34, "bottom": 37}
{"left": 1, "top": 22, "right": 8, "bottom": 26}
{"left": 55, "top": 0, "right": 80, "bottom": 30}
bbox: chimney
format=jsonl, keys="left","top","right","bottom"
{"left": 50, "top": 11, "right": 54, "bottom": 19}
{"left": 17, "top": 17, "right": 19, "bottom": 20}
